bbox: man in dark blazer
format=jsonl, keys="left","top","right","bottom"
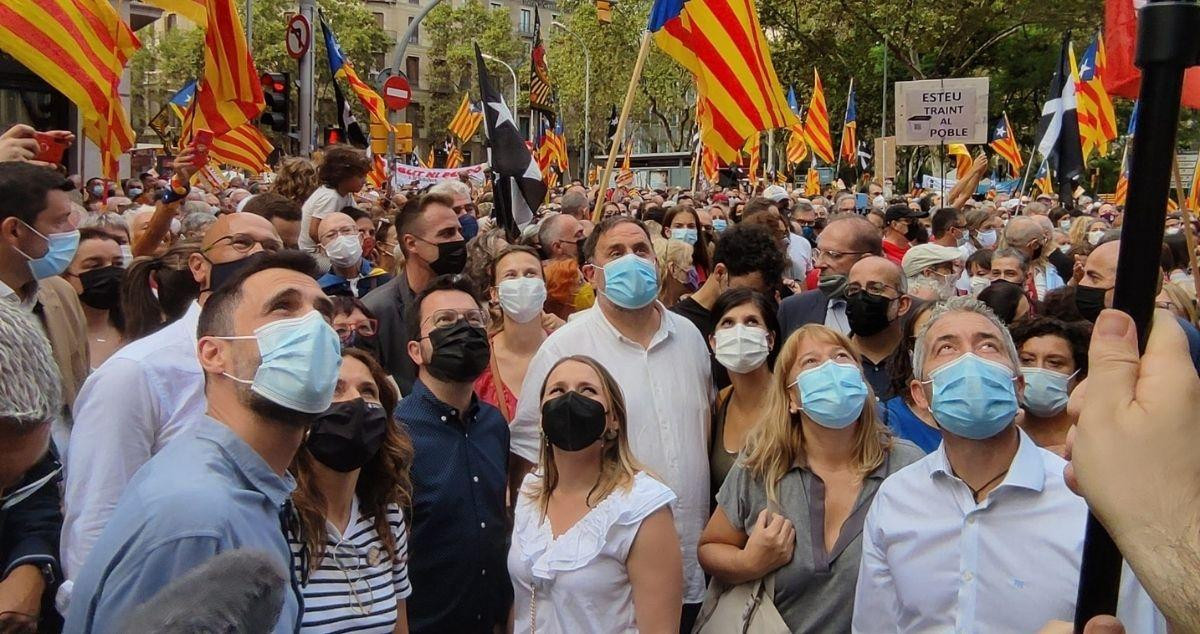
{"left": 779, "top": 214, "right": 883, "bottom": 341}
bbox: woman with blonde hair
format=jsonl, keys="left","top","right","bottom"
{"left": 289, "top": 348, "right": 415, "bottom": 633}
{"left": 654, "top": 238, "right": 695, "bottom": 308}
{"left": 508, "top": 355, "right": 683, "bottom": 633}
{"left": 697, "top": 325, "right": 923, "bottom": 633}
{"left": 1157, "top": 279, "right": 1197, "bottom": 324}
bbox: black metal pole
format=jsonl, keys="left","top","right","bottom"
{"left": 1073, "top": 1, "right": 1200, "bottom": 629}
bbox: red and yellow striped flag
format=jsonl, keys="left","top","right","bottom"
{"left": 786, "top": 124, "right": 808, "bottom": 165}
{"left": 185, "top": 0, "right": 263, "bottom": 137}
{"left": 744, "top": 134, "right": 760, "bottom": 184}
{"left": 616, "top": 140, "right": 634, "bottom": 187}
{"left": 803, "top": 69, "right": 834, "bottom": 164}
{"left": 701, "top": 146, "right": 719, "bottom": 184}
{"left": 448, "top": 94, "right": 483, "bottom": 142}
{"left": 208, "top": 122, "right": 273, "bottom": 173}
{"left": 648, "top": 0, "right": 798, "bottom": 163}
{"left": 804, "top": 168, "right": 821, "bottom": 196}
{"left": 144, "top": 0, "right": 206, "bottom": 26}
{"left": 1113, "top": 172, "right": 1128, "bottom": 206}
{"left": 1072, "top": 36, "right": 1118, "bottom": 160}
{"left": 0, "top": 0, "right": 140, "bottom": 179}
{"left": 947, "top": 144, "right": 972, "bottom": 180}
{"left": 367, "top": 153, "right": 387, "bottom": 188}
{"left": 445, "top": 145, "right": 463, "bottom": 169}
{"left": 321, "top": 17, "right": 392, "bottom": 132}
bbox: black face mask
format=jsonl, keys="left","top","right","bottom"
{"left": 429, "top": 239, "right": 468, "bottom": 276}
{"left": 541, "top": 391, "right": 607, "bottom": 452}
{"left": 818, "top": 273, "right": 848, "bottom": 299}
{"left": 846, "top": 291, "right": 896, "bottom": 337}
{"left": 425, "top": 320, "right": 490, "bottom": 382}
{"left": 205, "top": 251, "right": 268, "bottom": 293}
{"left": 154, "top": 266, "right": 201, "bottom": 321}
{"left": 1075, "top": 285, "right": 1108, "bottom": 323}
{"left": 305, "top": 398, "right": 389, "bottom": 472}
{"left": 79, "top": 266, "right": 123, "bottom": 310}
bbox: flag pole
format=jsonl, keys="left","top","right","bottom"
{"left": 1018, "top": 144, "right": 1038, "bottom": 196}
{"left": 593, "top": 31, "right": 653, "bottom": 223}
{"left": 835, "top": 78, "right": 853, "bottom": 179}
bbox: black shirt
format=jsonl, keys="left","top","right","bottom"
{"left": 671, "top": 296, "right": 731, "bottom": 389}
{"left": 860, "top": 354, "right": 894, "bottom": 401}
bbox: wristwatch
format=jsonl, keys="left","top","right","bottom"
{"left": 162, "top": 174, "right": 191, "bottom": 205}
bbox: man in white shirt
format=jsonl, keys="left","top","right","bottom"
{"left": 59, "top": 212, "right": 284, "bottom": 609}
{"left": 777, "top": 214, "right": 882, "bottom": 340}
{"left": 851, "top": 297, "right": 1164, "bottom": 633}
{"left": 509, "top": 216, "right": 713, "bottom": 628}
{"left": 761, "top": 185, "right": 811, "bottom": 280}
{"left": 298, "top": 145, "right": 369, "bottom": 252}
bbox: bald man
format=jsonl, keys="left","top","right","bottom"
{"left": 62, "top": 213, "right": 289, "bottom": 598}
{"left": 778, "top": 214, "right": 884, "bottom": 339}
{"left": 315, "top": 211, "right": 392, "bottom": 297}
{"left": 846, "top": 256, "right": 914, "bottom": 399}
{"left": 1004, "top": 216, "right": 1063, "bottom": 300}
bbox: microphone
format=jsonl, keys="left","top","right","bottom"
{"left": 120, "top": 549, "right": 288, "bottom": 633}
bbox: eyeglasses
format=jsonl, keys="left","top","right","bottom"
{"left": 335, "top": 318, "right": 378, "bottom": 341}
{"left": 813, "top": 248, "right": 869, "bottom": 262}
{"left": 453, "top": 203, "right": 477, "bottom": 215}
{"left": 203, "top": 233, "right": 283, "bottom": 254}
{"left": 423, "top": 308, "right": 490, "bottom": 330}
{"left": 320, "top": 226, "right": 360, "bottom": 242}
{"left": 844, "top": 281, "right": 900, "bottom": 299}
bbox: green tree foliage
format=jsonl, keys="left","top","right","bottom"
{"left": 423, "top": 0, "right": 524, "bottom": 140}
{"left": 130, "top": 0, "right": 389, "bottom": 143}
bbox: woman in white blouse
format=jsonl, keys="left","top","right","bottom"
{"left": 289, "top": 348, "right": 414, "bottom": 633}
{"left": 508, "top": 355, "right": 683, "bottom": 633}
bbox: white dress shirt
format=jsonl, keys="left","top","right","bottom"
{"left": 787, "top": 232, "right": 813, "bottom": 280}
{"left": 510, "top": 303, "right": 713, "bottom": 603}
{"left": 59, "top": 302, "right": 207, "bottom": 606}
{"left": 824, "top": 297, "right": 850, "bottom": 334}
{"left": 852, "top": 429, "right": 1165, "bottom": 633}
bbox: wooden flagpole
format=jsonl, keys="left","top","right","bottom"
{"left": 1171, "top": 156, "right": 1200, "bottom": 316}
{"left": 593, "top": 32, "right": 654, "bottom": 223}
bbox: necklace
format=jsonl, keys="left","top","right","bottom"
{"left": 964, "top": 468, "right": 1009, "bottom": 502}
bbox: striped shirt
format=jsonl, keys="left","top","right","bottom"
{"left": 290, "top": 498, "right": 412, "bottom": 633}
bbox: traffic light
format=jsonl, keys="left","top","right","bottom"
{"left": 369, "top": 121, "right": 390, "bottom": 156}
{"left": 323, "top": 126, "right": 344, "bottom": 146}
{"left": 596, "top": 0, "right": 613, "bottom": 23}
{"left": 394, "top": 123, "right": 414, "bottom": 155}
{"left": 260, "top": 72, "right": 290, "bottom": 133}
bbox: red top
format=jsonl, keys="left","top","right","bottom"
{"left": 882, "top": 239, "right": 909, "bottom": 265}
{"left": 474, "top": 366, "right": 518, "bottom": 423}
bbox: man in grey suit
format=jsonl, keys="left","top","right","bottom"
{"left": 778, "top": 214, "right": 882, "bottom": 341}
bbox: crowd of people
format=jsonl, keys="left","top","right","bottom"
{"left": 0, "top": 120, "right": 1198, "bottom": 633}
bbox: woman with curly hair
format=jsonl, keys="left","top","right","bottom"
{"left": 299, "top": 145, "right": 371, "bottom": 253}
{"left": 289, "top": 348, "right": 415, "bottom": 633}
{"left": 271, "top": 156, "right": 319, "bottom": 207}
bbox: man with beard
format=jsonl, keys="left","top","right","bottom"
{"left": 881, "top": 203, "right": 929, "bottom": 264}
{"left": 64, "top": 252, "right": 339, "bottom": 633}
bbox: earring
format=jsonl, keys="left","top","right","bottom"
{"left": 602, "top": 428, "right": 618, "bottom": 441}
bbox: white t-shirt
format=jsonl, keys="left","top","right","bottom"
{"left": 508, "top": 471, "right": 676, "bottom": 633}
{"left": 290, "top": 499, "right": 412, "bottom": 633}
{"left": 300, "top": 185, "right": 355, "bottom": 252}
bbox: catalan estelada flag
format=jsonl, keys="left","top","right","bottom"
{"left": 786, "top": 124, "right": 808, "bottom": 165}
{"left": 208, "top": 122, "right": 273, "bottom": 174}
{"left": 947, "top": 143, "right": 972, "bottom": 180}
{"left": 321, "top": 14, "right": 392, "bottom": 130}
{"left": 701, "top": 146, "right": 719, "bottom": 183}
{"left": 990, "top": 113, "right": 1023, "bottom": 176}
{"left": 744, "top": 134, "right": 760, "bottom": 183}
{"left": 0, "top": 0, "right": 139, "bottom": 179}
{"left": 648, "top": 0, "right": 797, "bottom": 163}
{"left": 186, "top": 0, "right": 263, "bottom": 138}
{"left": 1072, "top": 35, "right": 1118, "bottom": 160}
{"left": 1034, "top": 161, "right": 1054, "bottom": 196}
{"left": 616, "top": 140, "right": 634, "bottom": 187}
{"left": 448, "top": 94, "right": 484, "bottom": 142}
{"left": 803, "top": 69, "right": 834, "bottom": 164}
{"left": 839, "top": 81, "right": 857, "bottom": 164}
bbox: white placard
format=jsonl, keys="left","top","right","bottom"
{"left": 895, "top": 78, "right": 989, "bottom": 146}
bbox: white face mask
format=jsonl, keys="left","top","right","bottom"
{"left": 977, "top": 229, "right": 997, "bottom": 248}
{"left": 1087, "top": 230, "right": 1105, "bottom": 246}
{"left": 497, "top": 277, "right": 547, "bottom": 323}
{"left": 120, "top": 244, "right": 134, "bottom": 267}
{"left": 325, "top": 234, "right": 363, "bottom": 268}
{"left": 713, "top": 324, "right": 770, "bottom": 374}
{"left": 969, "top": 275, "right": 991, "bottom": 296}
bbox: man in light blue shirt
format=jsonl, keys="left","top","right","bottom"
{"left": 65, "top": 251, "right": 339, "bottom": 633}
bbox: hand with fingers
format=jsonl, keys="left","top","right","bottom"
{"left": 741, "top": 509, "right": 795, "bottom": 578}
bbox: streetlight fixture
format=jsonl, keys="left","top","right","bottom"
{"left": 480, "top": 53, "right": 520, "bottom": 121}
{"left": 553, "top": 21, "right": 590, "bottom": 182}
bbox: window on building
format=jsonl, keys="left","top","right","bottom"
{"left": 409, "top": 0, "right": 420, "bottom": 5}
{"left": 490, "top": 1, "right": 502, "bottom": 9}
{"left": 166, "top": 14, "right": 177, "bottom": 31}
{"left": 407, "top": 17, "right": 419, "bottom": 43}
{"left": 408, "top": 103, "right": 425, "bottom": 137}
{"left": 374, "top": 52, "right": 386, "bottom": 72}
{"left": 519, "top": 9, "right": 532, "bottom": 34}
{"left": 406, "top": 56, "right": 420, "bottom": 88}
{"left": 373, "top": 12, "right": 385, "bottom": 28}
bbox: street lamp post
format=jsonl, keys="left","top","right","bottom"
{"left": 553, "top": 21, "right": 589, "bottom": 182}
{"left": 481, "top": 53, "right": 519, "bottom": 124}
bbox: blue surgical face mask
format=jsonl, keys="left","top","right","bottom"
{"left": 597, "top": 253, "right": 658, "bottom": 310}
{"left": 924, "top": 352, "right": 1018, "bottom": 440}
{"left": 217, "top": 310, "right": 343, "bottom": 413}
{"left": 1020, "top": 367, "right": 1077, "bottom": 417}
{"left": 791, "top": 360, "right": 869, "bottom": 429}
{"left": 712, "top": 218, "right": 728, "bottom": 233}
{"left": 670, "top": 227, "right": 699, "bottom": 245}
{"left": 15, "top": 221, "right": 79, "bottom": 280}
